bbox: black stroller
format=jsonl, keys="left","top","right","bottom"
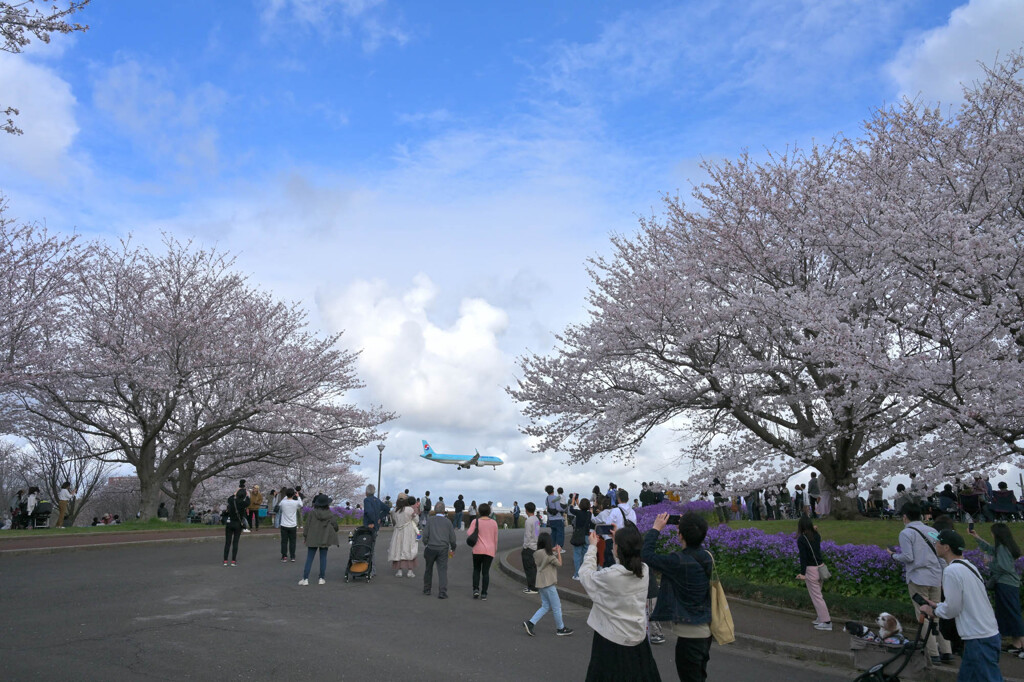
{"left": 345, "top": 527, "right": 376, "bottom": 583}
{"left": 851, "top": 617, "right": 935, "bottom": 681}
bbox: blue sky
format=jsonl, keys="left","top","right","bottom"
{"left": 1, "top": 0, "right": 1022, "bottom": 507}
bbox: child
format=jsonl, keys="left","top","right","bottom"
{"left": 522, "top": 533, "right": 573, "bottom": 636}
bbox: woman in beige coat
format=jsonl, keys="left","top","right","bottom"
{"left": 388, "top": 496, "right": 419, "bottom": 578}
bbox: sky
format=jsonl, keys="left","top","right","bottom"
{"left": 1, "top": 0, "right": 1023, "bottom": 508}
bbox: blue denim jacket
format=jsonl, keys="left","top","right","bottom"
{"left": 642, "top": 529, "right": 712, "bottom": 625}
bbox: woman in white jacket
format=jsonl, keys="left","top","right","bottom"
{"left": 579, "top": 525, "right": 661, "bottom": 681}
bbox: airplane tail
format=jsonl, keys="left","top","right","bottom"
{"left": 421, "top": 440, "right": 435, "bottom": 458}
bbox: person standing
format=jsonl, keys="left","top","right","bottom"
{"left": 512, "top": 500, "right": 521, "bottom": 529}
{"left": 453, "top": 494, "right": 465, "bottom": 530}
{"left": 278, "top": 488, "right": 302, "bottom": 563}
{"left": 545, "top": 485, "right": 566, "bottom": 551}
{"left": 615, "top": 489, "right": 638, "bottom": 526}
{"left": 421, "top": 490, "right": 432, "bottom": 527}
{"left": 246, "top": 485, "right": 263, "bottom": 532}
{"left": 522, "top": 502, "right": 540, "bottom": 594}
{"left": 268, "top": 489, "right": 280, "bottom": 528}
{"left": 796, "top": 515, "right": 831, "bottom": 631}
{"left": 362, "top": 484, "right": 385, "bottom": 538}
{"left": 522, "top": 533, "right": 573, "bottom": 637}
{"left": 583, "top": 525, "right": 659, "bottom": 681}
{"left": 222, "top": 488, "right": 246, "bottom": 566}
{"left": 970, "top": 523, "right": 1024, "bottom": 656}
{"left": 887, "top": 502, "right": 952, "bottom": 664}
{"left": 56, "top": 481, "right": 76, "bottom": 528}
{"left": 467, "top": 500, "right": 477, "bottom": 527}
{"left": 422, "top": 501, "right": 456, "bottom": 598}
{"left": 918, "top": 529, "right": 1003, "bottom": 681}
{"left": 643, "top": 512, "right": 712, "bottom": 682}
{"left": 569, "top": 498, "right": 593, "bottom": 580}
{"left": 468, "top": 502, "right": 498, "bottom": 600}
{"left": 388, "top": 496, "right": 419, "bottom": 578}
{"left": 299, "top": 493, "right": 339, "bottom": 585}
{"left": 807, "top": 473, "right": 821, "bottom": 518}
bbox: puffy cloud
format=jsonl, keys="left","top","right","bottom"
{"left": 260, "top": 0, "right": 408, "bottom": 52}
{"left": 886, "top": 0, "right": 1024, "bottom": 104}
{"left": 0, "top": 53, "right": 78, "bottom": 179}
{"left": 319, "top": 274, "right": 515, "bottom": 433}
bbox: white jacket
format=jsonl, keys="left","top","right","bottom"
{"left": 578, "top": 544, "right": 648, "bottom": 646}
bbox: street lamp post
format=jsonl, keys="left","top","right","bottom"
{"left": 376, "top": 443, "right": 385, "bottom": 496}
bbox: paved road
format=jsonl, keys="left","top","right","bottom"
{"left": 1, "top": 529, "right": 851, "bottom": 680}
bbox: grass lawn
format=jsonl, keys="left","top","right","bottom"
{"left": 724, "top": 518, "right": 1024, "bottom": 549}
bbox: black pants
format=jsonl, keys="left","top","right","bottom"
{"left": 423, "top": 547, "right": 449, "bottom": 595}
{"left": 675, "top": 636, "right": 712, "bottom": 681}
{"left": 472, "top": 554, "right": 493, "bottom": 595}
{"left": 280, "top": 526, "right": 297, "bottom": 559}
{"left": 247, "top": 509, "right": 260, "bottom": 530}
{"left": 522, "top": 548, "right": 537, "bottom": 590}
{"left": 223, "top": 524, "right": 242, "bottom": 561}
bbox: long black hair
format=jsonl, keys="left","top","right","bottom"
{"left": 614, "top": 525, "right": 644, "bottom": 579}
{"left": 537, "top": 531, "right": 554, "bottom": 556}
{"left": 797, "top": 515, "right": 816, "bottom": 537}
{"left": 992, "top": 523, "right": 1021, "bottom": 560}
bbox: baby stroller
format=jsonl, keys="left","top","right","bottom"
{"left": 345, "top": 527, "right": 375, "bottom": 583}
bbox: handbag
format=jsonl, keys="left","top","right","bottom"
{"left": 804, "top": 535, "right": 830, "bottom": 581}
{"left": 466, "top": 520, "right": 480, "bottom": 548}
{"left": 707, "top": 552, "right": 735, "bottom": 645}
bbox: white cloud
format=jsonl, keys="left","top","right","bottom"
{"left": 319, "top": 274, "right": 516, "bottom": 433}
{"left": 91, "top": 58, "right": 227, "bottom": 172}
{"left": 260, "top": 0, "right": 408, "bottom": 52}
{"left": 886, "top": 0, "right": 1024, "bottom": 104}
{"left": 0, "top": 53, "right": 79, "bottom": 179}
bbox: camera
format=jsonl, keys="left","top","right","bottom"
{"left": 912, "top": 592, "right": 928, "bottom": 606}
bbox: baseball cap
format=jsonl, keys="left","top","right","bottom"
{"left": 936, "top": 529, "right": 965, "bottom": 553}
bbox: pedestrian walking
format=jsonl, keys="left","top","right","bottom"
{"left": 388, "top": 495, "right": 419, "bottom": 578}
{"left": 422, "top": 501, "right": 456, "bottom": 598}
{"left": 643, "top": 511, "right": 712, "bottom": 682}
{"left": 970, "top": 523, "right": 1024, "bottom": 656}
{"left": 299, "top": 493, "right": 339, "bottom": 585}
{"left": 523, "top": 532, "right": 573, "bottom": 637}
{"left": 468, "top": 502, "right": 498, "bottom": 600}
{"left": 582, "top": 524, "right": 659, "bottom": 681}
{"left": 796, "top": 515, "right": 832, "bottom": 631}
{"left": 222, "top": 488, "right": 247, "bottom": 566}
{"left": 918, "top": 529, "right": 1003, "bottom": 680}
{"left": 278, "top": 488, "right": 302, "bottom": 562}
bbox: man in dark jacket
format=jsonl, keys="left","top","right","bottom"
{"left": 421, "top": 501, "right": 456, "bottom": 598}
{"left": 362, "top": 484, "right": 385, "bottom": 536}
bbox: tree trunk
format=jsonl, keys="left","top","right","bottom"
{"left": 137, "top": 472, "right": 163, "bottom": 521}
{"left": 821, "top": 474, "right": 860, "bottom": 520}
{"left": 170, "top": 473, "right": 196, "bottom": 523}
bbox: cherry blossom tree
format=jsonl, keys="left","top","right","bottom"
{"left": 512, "top": 53, "right": 1024, "bottom": 516}
{"left": 1, "top": 1, "right": 89, "bottom": 134}
{"left": 25, "top": 237, "right": 393, "bottom": 519}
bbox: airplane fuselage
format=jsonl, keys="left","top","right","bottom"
{"left": 421, "top": 441, "right": 503, "bottom": 469}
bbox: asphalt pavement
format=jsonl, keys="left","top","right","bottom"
{"left": 0, "top": 528, "right": 852, "bottom": 681}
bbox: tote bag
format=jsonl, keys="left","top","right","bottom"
{"left": 708, "top": 552, "right": 735, "bottom": 645}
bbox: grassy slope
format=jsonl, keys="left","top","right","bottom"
{"left": 725, "top": 518, "right": 1024, "bottom": 549}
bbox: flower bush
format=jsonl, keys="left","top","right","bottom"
{"left": 302, "top": 505, "right": 363, "bottom": 525}
{"left": 636, "top": 500, "right": 1018, "bottom": 601}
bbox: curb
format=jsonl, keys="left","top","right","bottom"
{"left": 0, "top": 532, "right": 281, "bottom": 556}
{"left": 497, "top": 549, "right": 1024, "bottom": 682}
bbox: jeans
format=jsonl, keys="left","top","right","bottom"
{"left": 529, "top": 585, "right": 564, "bottom": 629}
{"left": 573, "top": 544, "right": 587, "bottom": 578}
{"left": 959, "top": 634, "right": 1003, "bottom": 681}
{"left": 547, "top": 518, "right": 565, "bottom": 548}
{"left": 223, "top": 524, "right": 241, "bottom": 561}
{"left": 423, "top": 547, "right": 449, "bottom": 595}
{"left": 675, "top": 635, "right": 712, "bottom": 681}
{"left": 513, "top": 513, "right": 520, "bottom": 528}
{"left": 303, "top": 547, "right": 328, "bottom": 580}
{"left": 472, "top": 554, "right": 493, "bottom": 595}
{"left": 280, "top": 526, "right": 297, "bottom": 559}
{"left": 274, "top": 510, "right": 281, "bottom": 528}
{"left": 522, "top": 548, "right": 537, "bottom": 590}
{"left": 453, "top": 511, "right": 462, "bottom": 530}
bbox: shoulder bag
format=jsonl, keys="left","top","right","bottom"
{"left": 707, "top": 551, "right": 735, "bottom": 645}
{"left": 804, "top": 534, "right": 830, "bottom": 580}
{"left": 466, "top": 520, "right": 480, "bottom": 548}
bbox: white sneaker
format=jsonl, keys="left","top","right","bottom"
{"left": 396, "top": 570, "right": 404, "bottom": 577}
{"left": 242, "top": 529, "right": 251, "bottom": 533}
{"left": 298, "top": 579, "right": 308, "bottom": 585}
{"left": 318, "top": 578, "right": 326, "bottom": 585}
{"left": 407, "top": 571, "right": 415, "bottom": 578}
{"left": 814, "top": 622, "right": 833, "bottom": 631}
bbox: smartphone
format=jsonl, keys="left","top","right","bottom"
{"left": 968, "top": 522, "right": 975, "bottom": 532}
{"left": 595, "top": 524, "right": 613, "bottom": 536}
{"left": 666, "top": 514, "right": 681, "bottom": 525}
{"left": 912, "top": 592, "right": 928, "bottom": 606}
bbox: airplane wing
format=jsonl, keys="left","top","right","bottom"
{"left": 468, "top": 450, "right": 481, "bottom": 467}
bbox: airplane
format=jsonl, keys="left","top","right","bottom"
{"left": 420, "top": 440, "right": 504, "bottom": 470}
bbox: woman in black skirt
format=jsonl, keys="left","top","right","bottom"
{"left": 579, "top": 524, "right": 661, "bottom": 681}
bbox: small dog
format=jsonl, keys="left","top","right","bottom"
{"left": 876, "top": 612, "right": 903, "bottom": 640}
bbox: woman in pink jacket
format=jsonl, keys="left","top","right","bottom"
{"left": 467, "top": 502, "right": 499, "bottom": 599}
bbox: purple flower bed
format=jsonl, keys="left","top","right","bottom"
{"left": 635, "top": 500, "right": 1018, "bottom": 600}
